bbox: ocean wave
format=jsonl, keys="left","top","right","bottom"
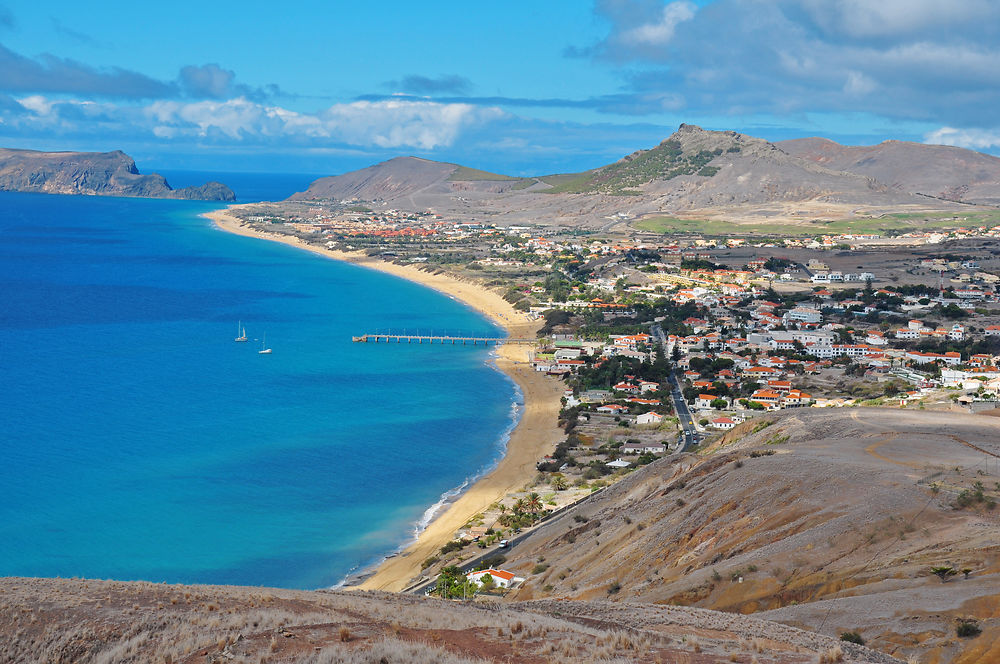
{"left": 332, "top": 391, "right": 523, "bottom": 590}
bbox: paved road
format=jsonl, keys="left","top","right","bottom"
{"left": 668, "top": 370, "right": 698, "bottom": 452}
{"left": 404, "top": 487, "right": 607, "bottom": 596}
{"left": 651, "top": 323, "right": 698, "bottom": 452}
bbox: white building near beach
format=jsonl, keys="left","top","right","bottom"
{"left": 466, "top": 569, "right": 523, "bottom": 589}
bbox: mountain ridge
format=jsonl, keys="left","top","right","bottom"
{"left": 287, "top": 124, "right": 997, "bottom": 227}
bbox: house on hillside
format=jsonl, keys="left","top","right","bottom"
{"left": 636, "top": 411, "right": 664, "bottom": 425}
{"left": 466, "top": 569, "right": 522, "bottom": 589}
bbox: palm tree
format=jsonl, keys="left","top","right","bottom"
{"left": 526, "top": 492, "right": 543, "bottom": 513}
{"left": 551, "top": 474, "right": 569, "bottom": 491}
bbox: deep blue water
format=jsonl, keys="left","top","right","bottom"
{"left": 0, "top": 190, "right": 517, "bottom": 588}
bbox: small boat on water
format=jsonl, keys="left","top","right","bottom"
{"left": 258, "top": 333, "right": 272, "bottom": 355}
{"left": 235, "top": 320, "right": 248, "bottom": 342}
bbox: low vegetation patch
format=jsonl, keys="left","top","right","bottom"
{"left": 956, "top": 618, "right": 982, "bottom": 638}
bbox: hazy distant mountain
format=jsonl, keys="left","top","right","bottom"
{"left": 779, "top": 137, "right": 1000, "bottom": 205}
{"left": 0, "top": 148, "right": 236, "bottom": 201}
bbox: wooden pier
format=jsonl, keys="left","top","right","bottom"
{"left": 352, "top": 334, "right": 535, "bottom": 346}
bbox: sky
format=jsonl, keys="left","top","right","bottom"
{"left": 1, "top": 0, "right": 999, "bottom": 175}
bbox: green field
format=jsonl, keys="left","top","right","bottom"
{"left": 635, "top": 210, "right": 1000, "bottom": 237}
{"left": 446, "top": 165, "right": 522, "bottom": 182}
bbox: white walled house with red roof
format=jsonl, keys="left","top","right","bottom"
{"left": 694, "top": 394, "right": 719, "bottom": 410}
{"left": 466, "top": 569, "right": 522, "bottom": 589}
{"left": 636, "top": 411, "right": 664, "bottom": 426}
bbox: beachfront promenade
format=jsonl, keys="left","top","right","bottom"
{"left": 352, "top": 333, "right": 535, "bottom": 346}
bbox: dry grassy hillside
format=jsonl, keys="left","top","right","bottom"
{"left": 0, "top": 577, "right": 897, "bottom": 663}
{"left": 499, "top": 409, "right": 1000, "bottom": 664}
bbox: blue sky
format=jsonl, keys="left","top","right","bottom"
{"left": 1, "top": 0, "right": 999, "bottom": 175}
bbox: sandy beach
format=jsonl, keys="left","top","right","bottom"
{"left": 205, "top": 206, "right": 567, "bottom": 592}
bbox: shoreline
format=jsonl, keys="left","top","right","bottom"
{"left": 204, "top": 206, "right": 567, "bottom": 592}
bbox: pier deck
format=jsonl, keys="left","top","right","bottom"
{"left": 352, "top": 334, "right": 534, "bottom": 346}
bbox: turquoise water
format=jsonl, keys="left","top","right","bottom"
{"left": 0, "top": 190, "right": 517, "bottom": 589}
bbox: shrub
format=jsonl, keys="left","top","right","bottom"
{"left": 607, "top": 580, "right": 622, "bottom": 594}
{"left": 840, "top": 631, "right": 864, "bottom": 645}
{"left": 532, "top": 563, "right": 550, "bottom": 574}
{"left": 956, "top": 619, "right": 981, "bottom": 637}
{"left": 440, "top": 539, "right": 469, "bottom": 555}
{"left": 749, "top": 449, "right": 775, "bottom": 458}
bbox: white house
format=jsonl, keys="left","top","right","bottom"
{"left": 710, "top": 416, "right": 739, "bottom": 430}
{"left": 636, "top": 411, "right": 664, "bottom": 425}
{"left": 785, "top": 307, "right": 822, "bottom": 324}
{"left": 466, "top": 569, "right": 520, "bottom": 589}
{"left": 596, "top": 404, "right": 628, "bottom": 415}
{"left": 621, "top": 441, "right": 667, "bottom": 454}
{"left": 694, "top": 394, "right": 719, "bottom": 410}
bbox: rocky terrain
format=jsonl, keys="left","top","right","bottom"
{"left": 779, "top": 138, "right": 1000, "bottom": 205}
{"left": 0, "top": 148, "right": 235, "bottom": 201}
{"left": 0, "top": 576, "right": 898, "bottom": 663}
{"left": 287, "top": 125, "right": 974, "bottom": 228}
{"left": 497, "top": 408, "right": 1000, "bottom": 664}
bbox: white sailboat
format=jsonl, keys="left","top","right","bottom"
{"left": 234, "top": 320, "right": 248, "bottom": 342}
{"left": 258, "top": 333, "right": 272, "bottom": 354}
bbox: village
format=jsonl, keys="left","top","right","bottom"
{"left": 229, "top": 202, "right": 1000, "bottom": 596}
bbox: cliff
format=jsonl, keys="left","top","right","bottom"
{"left": 0, "top": 148, "right": 236, "bottom": 201}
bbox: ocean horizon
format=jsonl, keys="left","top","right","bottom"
{"left": 0, "top": 180, "right": 519, "bottom": 589}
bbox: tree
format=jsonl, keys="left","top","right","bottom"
{"left": 551, "top": 474, "right": 569, "bottom": 491}
{"left": 710, "top": 398, "right": 728, "bottom": 410}
{"left": 477, "top": 572, "right": 496, "bottom": 593}
{"left": 931, "top": 565, "right": 957, "bottom": 583}
{"left": 526, "top": 492, "right": 543, "bottom": 513}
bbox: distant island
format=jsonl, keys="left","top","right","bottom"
{"left": 0, "top": 148, "right": 235, "bottom": 201}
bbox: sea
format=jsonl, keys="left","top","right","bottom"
{"left": 0, "top": 171, "right": 519, "bottom": 589}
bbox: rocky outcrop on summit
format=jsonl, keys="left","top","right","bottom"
{"left": 0, "top": 148, "right": 236, "bottom": 201}
{"left": 632, "top": 124, "right": 915, "bottom": 210}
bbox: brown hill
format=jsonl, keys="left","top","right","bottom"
{"left": 289, "top": 156, "right": 525, "bottom": 202}
{"left": 0, "top": 576, "right": 899, "bottom": 663}
{"left": 286, "top": 125, "right": 958, "bottom": 227}
{"left": 630, "top": 124, "right": 916, "bottom": 210}
{"left": 0, "top": 148, "right": 235, "bottom": 201}
{"left": 497, "top": 408, "right": 1000, "bottom": 664}
{"left": 779, "top": 137, "right": 1000, "bottom": 205}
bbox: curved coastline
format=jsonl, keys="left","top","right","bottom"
{"left": 204, "top": 205, "right": 567, "bottom": 592}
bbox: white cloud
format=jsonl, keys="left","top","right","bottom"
{"left": 624, "top": 1, "right": 697, "bottom": 46}
{"left": 925, "top": 126, "right": 1000, "bottom": 150}
{"left": 843, "top": 70, "right": 876, "bottom": 96}
{"left": 800, "top": 0, "right": 995, "bottom": 39}
{"left": 319, "top": 100, "right": 504, "bottom": 149}
{"left": 587, "top": 0, "right": 1000, "bottom": 127}
{"left": 7, "top": 96, "right": 504, "bottom": 150}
